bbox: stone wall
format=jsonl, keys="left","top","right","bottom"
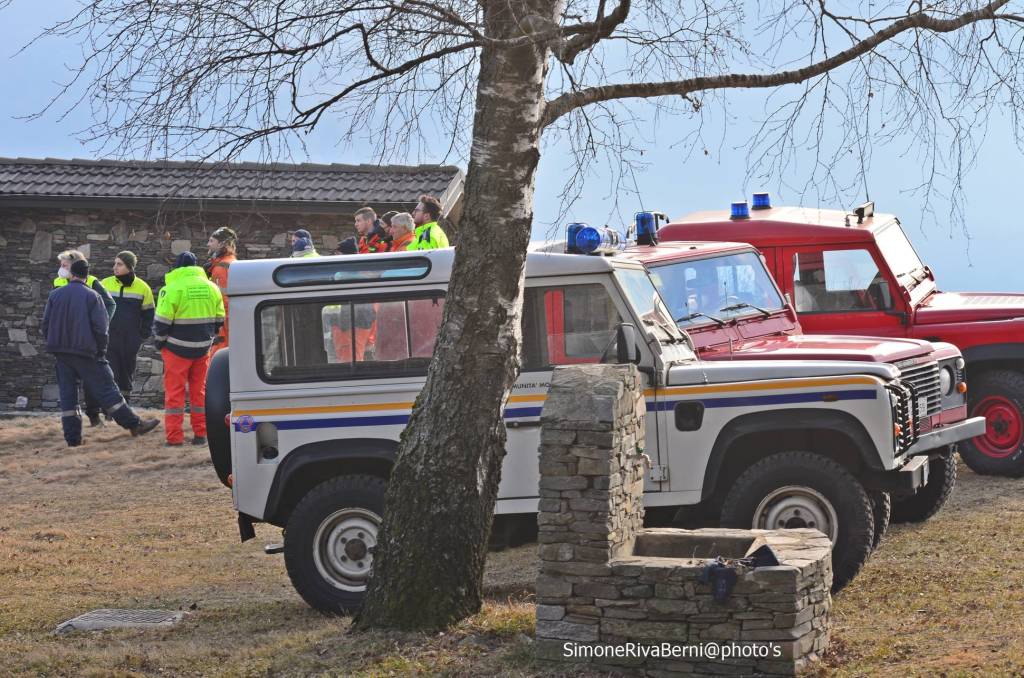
{"left": 0, "top": 204, "right": 455, "bottom": 410}
{"left": 535, "top": 363, "right": 833, "bottom": 676}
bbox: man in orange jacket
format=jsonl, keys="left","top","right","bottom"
{"left": 204, "top": 227, "right": 238, "bottom": 355}
{"left": 388, "top": 212, "right": 416, "bottom": 251}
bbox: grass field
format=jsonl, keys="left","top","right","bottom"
{"left": 1, "top": 413, "right": 1023, "bottom": 676}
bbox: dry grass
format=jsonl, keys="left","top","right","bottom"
{"left": 1, "top": 413, "right": 1023, "bottom": 676}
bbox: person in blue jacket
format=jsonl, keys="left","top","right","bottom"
{"left": 42, "top": 258, "right": 159, "bottom": 447}
{"left": 54, "top": 249, "right": 116, "bottom": 426}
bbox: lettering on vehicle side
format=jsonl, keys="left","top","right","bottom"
{"left": 513, "top": 382, "right": 550, "bottom": 390}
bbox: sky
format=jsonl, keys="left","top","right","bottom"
{"left": 1, "top": 1, "right": 1022, "bottom": 293}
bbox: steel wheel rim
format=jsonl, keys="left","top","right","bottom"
{"left": 753, "top": 485, "right": 839, "bottom": 543}
{"left": 973, "top": 396, "right": 1024, "bottom": 459}
{"left": 313, "top": 508, "right": 380, "bottom": 591}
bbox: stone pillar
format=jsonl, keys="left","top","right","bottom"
{"left": 534, "top": 364, "right": 833, "bottom": 676}
{"left": 534, "top": 364, "right": 649, "bottom": 652}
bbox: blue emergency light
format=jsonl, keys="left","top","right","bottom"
{"left": 635, "top": 211, "right": 658, "bottom": 246}
{"left": 575, "top": 225, "right": 625, "bottom": 255}
{"left": 565, "top": 222, "right": 588, "bottom": 254}
{"left": 751, "top": 192, "right": 771, "bottom": 210}
{"left": 730, "top": 201, "right": 750, "bottom": 220}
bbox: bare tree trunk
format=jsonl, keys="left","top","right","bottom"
{"left": 354, "top": 0, "right": 558, "bottom": 631}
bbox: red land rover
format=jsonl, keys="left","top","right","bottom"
{"left": 615, "top": 238, "right": 983, "bottom": 523}
{"left": 658, "top": 198, "right": 1023, "bottom": 476}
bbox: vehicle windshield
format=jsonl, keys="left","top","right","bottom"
{"left": 613, "top": 267, "right": 684, "bottom": 341}
{"left": 647, "top": 251, "right": 786, "bottom": 327}
{"left": 876, "top": 222, "right": 926, "bottom": 283}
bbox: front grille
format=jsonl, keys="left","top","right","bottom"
{"left": 888, "top": 382, "right": 919, "bottom": 452}
{"left": 895, "top": 359, "right": 942, "bottom": 417}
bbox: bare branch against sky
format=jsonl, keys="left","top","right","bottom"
{"left": 15, "top": 0, "right": 1023, "bottom": 223}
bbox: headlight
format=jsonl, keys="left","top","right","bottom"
{"left": 939, "top": 366, "right": 955, "bottom": 396}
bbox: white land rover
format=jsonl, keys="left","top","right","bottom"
{"left": 205, "top": 246, "right": 965, "bottom": 613}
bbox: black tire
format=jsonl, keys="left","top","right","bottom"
{"left": 284, "top": 474, "right": 386, "bottom": 615}
{"left": 204, "top": 348, "right": 232, "bottom": 487}
{"left": 869, "top": 491, "right": 891, "bottom": 551}
{"left": 719, "top": 451, "right": 874, "bottom": 593}
{"left": 961, "top": 370, "right": 1024, "bottom": 477}
{"left": 890, "top": 449, "right": 957, "bottom": 523}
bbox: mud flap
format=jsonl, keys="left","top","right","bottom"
{"left": 238, "top": 513, "right": 256, "bottom": 542}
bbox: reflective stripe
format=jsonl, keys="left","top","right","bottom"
{"left": 167, "top": 336, "right": 214, "bottom": 348}
{"left": 165, "top": 408, "right": 185, "bottom": 415}
{"left": 142, "top": 303, "right": 155, "bottom": 310}
{"left": 154, "top": 314, "right": 174, "bottom": 324}
{"left": 61, "top": 409, "right": 82, "bottom": 418}
{"left": 168, "top": 316, "right": 222, "bottom": 325}
{"left": 119, "top": 292, "right": 145, "bottom": 300}
{"left": 192, "top": 406, "right": 206, "bottom": 413}
{"left": 105, "top": 400, "right": 128, "bottom": 415}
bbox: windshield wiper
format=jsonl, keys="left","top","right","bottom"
{"left": 676, "top": 311, "right": 727, "bottom": 327}
{"left": 718, "top": 302, "right": 772, "bottom": 318}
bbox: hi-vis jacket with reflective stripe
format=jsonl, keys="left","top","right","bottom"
{"left": 101, "top": 275, "right": 155, "bottom": 340}
{"left": 153, "top": 266, "right": 225, "bottom": 358}
{"left": 54, "top": 275, "right": 116, "bottom": 319}
{"left": 406, "top": 221, "right": 449, "bottom": 251}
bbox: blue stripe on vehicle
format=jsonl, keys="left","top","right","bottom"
{"left": 233, "top": 389, "right": 875, "bottom": 432}
{"left": 646, "top": 388, "right": 876, "bottom": 412}
{"left": 234, "top": 404, "right": 547, "bottom": 432}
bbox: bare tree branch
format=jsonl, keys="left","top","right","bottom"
{"left": 543, "top": 0, "right": 1012, "bottom": 127}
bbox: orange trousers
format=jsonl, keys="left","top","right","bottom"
{"left": 161, "top": 348, "right": 210, "bottom": 443}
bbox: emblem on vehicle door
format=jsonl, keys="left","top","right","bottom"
{"left": 237, "top": 415, "right": 255, "bottom": 433}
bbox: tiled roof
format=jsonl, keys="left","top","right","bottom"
{"left": 0, "top": 157, "right": 463, "bottom": 205}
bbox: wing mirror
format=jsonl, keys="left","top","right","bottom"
{"left": 616, "top": 323, "right": 642, "bottom": 364}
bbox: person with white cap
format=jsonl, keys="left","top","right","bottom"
{"left": 42, "top": 257, "right": 159, "bottom": 446}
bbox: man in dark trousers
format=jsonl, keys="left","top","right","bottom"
{"left": 42, "top": 258, "right": 160, "bottom": 447}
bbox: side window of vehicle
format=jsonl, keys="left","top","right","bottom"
{"left": 258, "top": 293, "right": 445, "bottom": 382}
{"left": 792, "top": 250, "right": 892, "bottom": 312}
{"left": 521, "top": 283, "right": 621, "bottom": 370}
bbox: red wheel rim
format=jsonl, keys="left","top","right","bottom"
{"left": 973, "top": 396, "right": 1024, "bottom": 459}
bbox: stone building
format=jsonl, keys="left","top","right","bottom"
{"left": 0, "top": 157, "right": 464, "bottom": 409}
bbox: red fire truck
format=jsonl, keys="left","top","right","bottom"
{"left": 658, "top": 196, "right": 1024, "bottom": 476}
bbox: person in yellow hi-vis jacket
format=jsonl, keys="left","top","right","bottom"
{"left": 153, "top": 252, "right": 225, "bottom": 447}
{"left": 100, "top": 251, "right": 155, "bottom": 406}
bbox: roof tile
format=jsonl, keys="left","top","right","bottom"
{"left": 0, "top": 157, "right": 463, "bottom": 205}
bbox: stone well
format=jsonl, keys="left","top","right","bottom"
{"left": 534, "top": 364, "right": 832, "bottom": 677}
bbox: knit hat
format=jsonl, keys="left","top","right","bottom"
{"left": 70, "top": 259, "right": 90, "bottom": 279}
{"left": 337, "top": 237, "right": 358, "bottom": 255}
{"left": 175, "top": 252, "right": 198, "bottom": 268}
{"left": 210, "top": 226, "right": 237, "bottom": 244}
{"left": 293, "top": 228, "right": 312, "bottom": 240}
{"left": 116, "top": 250, "right": 138, "bottom": 271}
{"left": 292, "top": 236, "right": 313, "bottom": 254}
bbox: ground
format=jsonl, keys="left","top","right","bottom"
{"left": 1, "top": 414, "right": 1022, "bottom": 677}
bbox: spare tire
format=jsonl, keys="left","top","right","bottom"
{"left": 205, "top": 348, "right": 232, "bottom": 487}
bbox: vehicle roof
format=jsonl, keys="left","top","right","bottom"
{"left": 619, "top": 240, "right": 754, "bottom": 264}
{"left": 659, "top": 206, "right": 900, "bottom": 247}
{"left": 226, "top": 248, "right": 637, "bottom": 296}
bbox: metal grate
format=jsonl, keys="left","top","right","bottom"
{"left": 888, "top": 383, "right": 919, "bottom": 452}
{"left": 895, "top": 359, "right": 942, "bottom": 417}
{"left": 54, "top": 609, "right": 188, "bottom": 634}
